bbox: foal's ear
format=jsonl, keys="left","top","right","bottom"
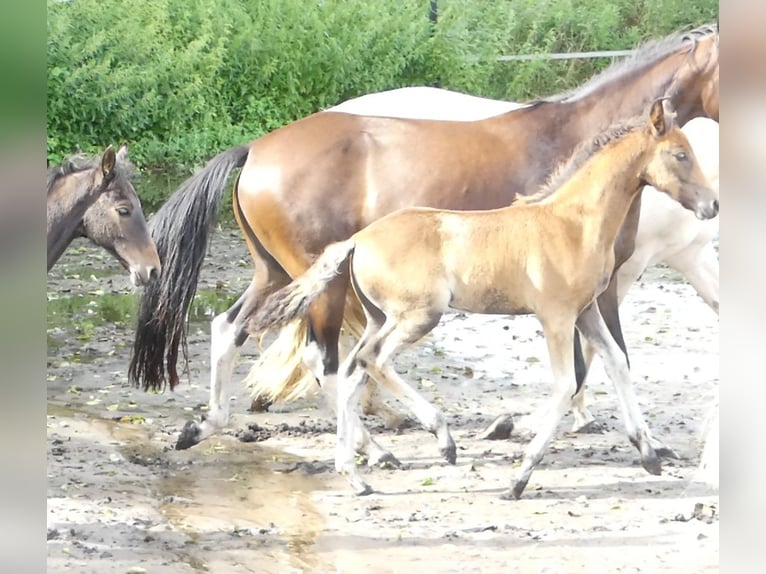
{"left": 649, "top": 100, "right": 671, "bottom": 136}
{"left": 101, "top": 145, "right": 116, "bottom": 180}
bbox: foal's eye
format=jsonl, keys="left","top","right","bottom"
{"left": 674, "top": 151, "right": 688, "bottom": 161}
{"left": 116, "top": 206, "right": 130, "bottom": 217}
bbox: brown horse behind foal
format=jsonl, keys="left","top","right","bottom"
{"left": 247, "top": 101, "right": 717, "bottom": 498}
{"left": 129, "top": 24, "right": 719, "bottom": 452}
{"left": 47, "top": 145, "right": 160, "bottom": 285}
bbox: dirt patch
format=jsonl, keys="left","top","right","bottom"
{"left": 47, "top": 230, "right": 719, "bottom": 573}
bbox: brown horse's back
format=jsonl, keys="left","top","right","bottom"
{"left": 235, "top": 110, "right": 550, "bottom": 267}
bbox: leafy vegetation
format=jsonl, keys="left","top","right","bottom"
{"left": 47, "top": 0, "right": 718, "bottom": 206}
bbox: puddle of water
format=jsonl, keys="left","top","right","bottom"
{"left": 49, "top": 401, "right": 331, "bottom": 572}
{"left": 154, "top": 440, "right": 328, "bottom": 572}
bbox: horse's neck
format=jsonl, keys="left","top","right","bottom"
{"left": 550, "top": 138, "right": 646, "bottom": 254}
{"left": 570, "top": 60, "right": 684, "bottom": 136}
{"left": 46, "top": 175, "right": 95, "bottom": 271}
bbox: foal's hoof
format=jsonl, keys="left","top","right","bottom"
{"left": 248, "top": 395, "right": 273, "bottom": 413}
{"left": 175, "top": 420, "right": 202, "bottom": 450}
{"left": 441, "top": 444, "right": 457, "bottom": 465}
{"left": 641, "top": 453, "right": 663, "bottom": 476}
{"left": 655, "top": 446, "right": 679, "bottom": 460}
{"left": 369, "top": 451, "right": 402, "bottom": 469}
{"left": 575, "top": 420, "right": 605, "bottom": 434}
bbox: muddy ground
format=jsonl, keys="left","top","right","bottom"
{"left": 47, "top": 228, "right": 719, "bottom": 573}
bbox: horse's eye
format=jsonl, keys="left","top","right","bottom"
{"left": 674, "top": 151, "right": 687, "bottom": 161}
{"left": 116, "top": 206, "right": 130, "bottom": 217}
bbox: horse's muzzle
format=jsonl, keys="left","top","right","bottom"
{"left": 130, "top": 264, "right": 160, "bottom": 287}
{"left": 695, "top": 198, "right": 719, "bottom": 220}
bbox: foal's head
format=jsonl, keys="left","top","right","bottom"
{"left": 642, "top": 100, "right": 718, "bottom": 220}
{"left": 79, "top": 146, "right": 161, "bottom": 286}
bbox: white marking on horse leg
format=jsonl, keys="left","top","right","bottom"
{"left": 666, "top": 244, "right": 719, "bottom": 314}
{"left": 301, "top": 339, "right": 324, "bottom": 381}
{"left": 333, "top": 364, "right": 373, "bottom": 495}
{"left": 364, "top": 319, "right": 456, "bottom": 464}
{"left": 509, "top": 321, "right": 576, "bottom": 499}
{"left": 576, "top": 304, "right": 662, "bottom": 474}
{"left": 195, "top": 312, "right": 241, "bottom": 442}
{"left": 318, "top": 369, "right": 394, "bottom": 464}
{"left": 570, "top": 337, "right": 598, "bottom": 432}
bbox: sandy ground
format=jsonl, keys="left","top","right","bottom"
{"left": 47, "top": 228, "right": 719, "bottom": 573}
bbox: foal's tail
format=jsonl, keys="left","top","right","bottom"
{"left": 248, "top": 239, "right": 356, "bottom": 335}
{"left": 129, "top": 145, "right": 250, "bottom": 391}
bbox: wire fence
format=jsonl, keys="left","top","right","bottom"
{"left": 497, "top": 49, "right": 636, "bottom": 62}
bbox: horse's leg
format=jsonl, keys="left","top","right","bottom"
{"left": 333, "top": 316, "right": 389, "bottom": 495}
{"left": 569, "top": 333, "right": 600, "bottom": 432}
{"left": 505, "top": 314, "right": 577, "bottom": 500}
{"left": 175, "top": 285, "right": 253, "bottom": 449}
{"left": 176, "top": 257, "right": 291, "bottom": 449}
{"left": 575, "top": 302, "right": 677, "bottom": 473}
{"left": 665, "top": 242, "right": 719, "bottom": 315}
{"left": 567, "top": 277, "right": 628, "bottom": 435}
{"left": 569, "top": 196, "right": 642, "bottom": 434}
{"left": 570, "top": 247, "right": 655, "bottom": 434}
{"left": 302, "top": 278, "right": 399, "bottom": 466}
{"left": 363, "top": 313, "right": 456, "bottom": 465}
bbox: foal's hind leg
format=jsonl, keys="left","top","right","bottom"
{"left": 302, "top": 279, "right": 399, "bottom": 467}
{"left": 575, "top": 302, "right": 677, "bottom": 474}
{"left": 363, "top": 313, "right": 456, "bottom": 465}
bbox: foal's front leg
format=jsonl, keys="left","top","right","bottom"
{"left": 575, "top": 302, "right": 677, "bottom": 474}
{"left": 505, "top": 317, "right": 577, "bottom": 500}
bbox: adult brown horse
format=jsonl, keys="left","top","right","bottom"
{"left": 129, "top": 24, "right": 719, "bottom": 452}
{"left": 47, "top": 145, "right": 160, "bottom": 285}
{"left": 246, "top": 101, "right": 717, "bottom": 497}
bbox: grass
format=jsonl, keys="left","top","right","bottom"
{"left": 47, "top": 289, "right": 241, "bottom": 343}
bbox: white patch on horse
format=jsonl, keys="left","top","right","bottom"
{"left": 328, "top": 86, "right": 527, "bottom": 122}
{"left": 239, "top": 164, "right": 282, "bottom": 195}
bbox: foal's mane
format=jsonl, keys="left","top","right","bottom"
{"left": 537, "top": 22, "right": 718, "bottom": 105}
{"left": 514, "top": 118, "right": 644, "bottom": 206}
{"left": 47, "top": 152, "right": 135, "bottom": 196}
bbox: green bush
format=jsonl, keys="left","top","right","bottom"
{"left": 47, "top": 0, "right": 718, "bottom": 209}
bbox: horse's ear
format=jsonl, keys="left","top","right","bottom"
{"left": 116, "top": 143, "right": 129, "bottom": 164}
{"left": 649, "top": 99, "right": 670, "bottom": 136}
{"left": 101, "top": 145, "right": 116, "bottom": 180}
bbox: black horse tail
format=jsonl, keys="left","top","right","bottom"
{"left": 129, "top": 145, "right": 250, "bottom": 391}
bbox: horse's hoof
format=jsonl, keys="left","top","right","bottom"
{"left": 370, "top": 451, "right": 402, "bottom": 469}
{"left": 479, "top": 414, "right": 515, "bottom": 440}
{"left": 502, "top": 480, "right": 528, "bottom": 500}
{"left": 641, "top": 454, "right": 663, "bottom": 476}
{"left": 248, "top": 395, "right": 272, "bottom": 413}
{"left": 441, "top": 444, "right": 457, "bottom": 465}
{"left": 392, "top": 416, "right": 418, "bottom": 433}
{"left": 355, "top": 484, "right": 375, "bottom": 496}
{"left": 655, "top": 446, "right": 679, "bottom": 460}
{"left": 575, "top": 420, "right": 605, "bottom": 434}
{"left": 175, "top": 420, "right": 201, "bottom": 450}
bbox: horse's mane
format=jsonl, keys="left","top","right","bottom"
{"left": 534, "top": 22, "right": 718, "bottom": 105}
{"left": 514, "top": 117, "right": 645, "bottom": 206}
{"left": 47, "top": 151, "right": 135, "bottom": 196}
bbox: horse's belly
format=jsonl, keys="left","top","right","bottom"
{"left": 447, "top": 282, "right": 532, "bottom": 316}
